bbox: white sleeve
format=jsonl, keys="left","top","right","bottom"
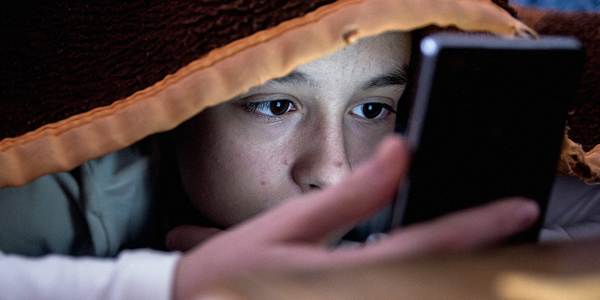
{"left": 0, "top": 249, "right": 181, "bottom": 300}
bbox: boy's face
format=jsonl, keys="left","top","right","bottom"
{"left": 176, "top": 32, "right": 411, "bottom": 227}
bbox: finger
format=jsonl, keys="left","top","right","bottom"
{"left": 390, "top": 198, "right": 540, "bottom": 251}
{"left": 166, "top": 225, "right": 223, "bottom": 252}
{"left": 247, "top": 135, "right": 410, "bottom": 243}
{"left": 337, "top": 198, "right": 540, "bottom": 264}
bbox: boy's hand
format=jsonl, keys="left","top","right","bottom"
{"left": 172, "top": 135, "right": 540, "bottom": 300}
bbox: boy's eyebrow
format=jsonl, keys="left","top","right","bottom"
{"left": 269, "top": 71, "right": 316, "bottom": 87}
{"left": 360, "top": 66, "right": 408, "bottom": 90}
{"left": 268, "top": 65, "right": 408, "bottom": 89}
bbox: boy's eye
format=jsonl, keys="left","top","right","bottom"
{"left": 246, "top": 100, "right": 295, "bottom": 116}
{"left": 351, "top": 103, "right": 396, "bottom": 119}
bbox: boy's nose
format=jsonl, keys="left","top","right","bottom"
{"left": 291, "top": 121, "right": 351, "bottom": 192}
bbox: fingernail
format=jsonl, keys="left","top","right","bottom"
{"left": 517, "top": 199, "right": 540, "bottom": 228}
{"left": 366, "top": 232, "right": 389, "bottom": 244}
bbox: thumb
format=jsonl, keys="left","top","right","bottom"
{"left": 166, "top": 225, "right": 223, "bottom": 252}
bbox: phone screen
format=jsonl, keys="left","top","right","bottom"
{"left": 391, "top": 34, "right": 584, "bottom": 243}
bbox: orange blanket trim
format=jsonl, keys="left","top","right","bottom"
{"left": 558, "top": 133, "right": 600, "bottom": 183}
{"left": 0, "top": 0, "right": 534, "bottom": 187}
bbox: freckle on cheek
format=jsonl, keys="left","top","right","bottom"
{"left": 334, "top": 161, "right": 343, "bottom": 168}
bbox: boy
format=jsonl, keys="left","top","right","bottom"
{"left": 168, "top": 30, "right": 600, "bottom": 251}
{"left": 174, "top": 31, "right": 411, "bottom": 229}
{"left": 0, "top": 31, "right": 547, "bottom": 299}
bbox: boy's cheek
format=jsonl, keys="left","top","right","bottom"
{"left": 194, "top": 151, "right": 302, "bottom": 227}
{"left": 202, "top": 182, "right": 301, "bottom": 228}
{"left": 346, "top": 125, "right": 395, "bottom": 165}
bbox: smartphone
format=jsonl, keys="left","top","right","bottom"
{"left": 390, "top": 33, "right": 584, "bottom": 243}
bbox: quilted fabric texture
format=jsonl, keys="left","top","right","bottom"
{"left": 0, "top": 0, "right": 336, "bottom": 140}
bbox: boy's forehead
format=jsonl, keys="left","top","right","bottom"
{"left": 280, "top": 32, "right": 409, "bottom": 79}
{"left": 305, "top": 31, "right": 410, "bottom": 67}
{"left": 240, "top": 31, "right": 410, "bottom": 94}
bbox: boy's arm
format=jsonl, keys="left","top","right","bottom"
{"left": 0, "top": 249, "right": 180, "bottom": 300}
